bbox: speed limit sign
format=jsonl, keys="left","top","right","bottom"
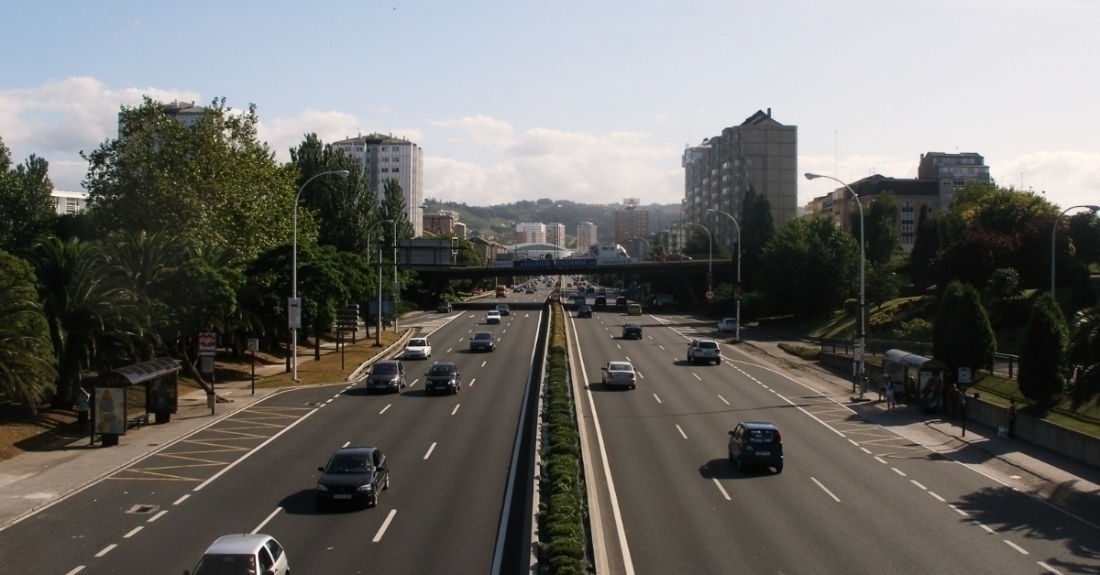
{"left": 705, "top": 290, "right": 715, "bottom": 300}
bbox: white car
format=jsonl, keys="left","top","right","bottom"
{"left": 718, "top": 318, "right": 738, "bottom": 332}
{"left": 688, "top": 339, "right": 722, "bottom": 365}
{"left": 486, "top": 310, "right": 502, "bottom": 324}
{"left": 601, "top": 361, "right": 636, "bottom": 389}
{"left": 404, "top": 338, "right": 431, "bottom": 359}
{"left": 187, "top": 534, "right": 288, "bottom": 575}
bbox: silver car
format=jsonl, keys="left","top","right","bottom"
{"left": 186, "top": 533, "right": 288, "bottom": 575}
{"left": 601, "top": 361, "right": 636, "bottom": 390}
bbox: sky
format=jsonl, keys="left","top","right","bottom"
{"left": 2, "top": 0, "right": 1099, "bottom": 211}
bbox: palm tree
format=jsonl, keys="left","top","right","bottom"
{"left": 1068, "top": 306, "right": 1100, "bottom": 408}
{"left": 0, "top": 250, "right": 56, "bottom": 414}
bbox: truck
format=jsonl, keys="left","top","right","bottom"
{"left": 587, "top": 244, "right": 634, "bottom": 265}
{"left": 495, "top": 285, "right": 507, "bottom": 298}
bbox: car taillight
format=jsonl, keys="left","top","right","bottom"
{"left": 773, "top": 430, "right": 782, "bottom": 443}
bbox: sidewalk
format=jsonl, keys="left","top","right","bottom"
{"left": 739, "top": 333, "right": 1100, "bottom": 522}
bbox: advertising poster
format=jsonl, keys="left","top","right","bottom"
{"left": 95, "top": 387, "right": 125, "bottom": 435}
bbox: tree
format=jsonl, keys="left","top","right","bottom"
{"left": 931, "top": 229, "right": 1018, "bottom": 291}
{"left": 380, "top": 179, "right": 415, "bottom": 247}
{"left": 1019, "top": 292, "right": 1069, "bottom": 406}
{"left": 290, "top": 134, "right": 376, "bottom": 254}
{"left": 1070, "top": 268, "right": 1097, "bottom": 313}
{"left": 909, "top": 206, "right": 940, "bottom": 288}
{"left": 933, "top": 281, "right": 995, "bottom": 379}
{"left": 0, "top": 137, "right": 56, "bottom": 254}
{"left": 739, "top": 187, "right": 773, "bottom": 291}
{"left": 850, "top": 191, "right": 899, "bottom": 265}
{"left": 757, "top": 216, "right": 859, "bottom": 318}
{"left": 83, "top": 97, "right": 301, "bottom": 262}
{"left": 0, "top": 249, "right": 57, "bottom": 413}
{"left": 682, "top": 229, "right": 725, "bottom": 259}
{"left": 1068, "top": 306, "right": 1100, "bottom": 408}
{"left": 1068, "top": 211, "right": 1100, "bottom": 268}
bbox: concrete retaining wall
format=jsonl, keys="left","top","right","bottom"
{"left": 967, "top": 396, "right": 1100, "bottom": 468}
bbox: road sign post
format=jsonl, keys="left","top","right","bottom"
{"left": 198, "top": 332, "right": 217, "bottom": 414}
{"left": 247, "top": 338, "right": 259, "bottom": 395}
{"left": 705, "top": 290, "right": 715, "bottom": 300}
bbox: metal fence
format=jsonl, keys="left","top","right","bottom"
{"left": 817, "top": 337, "right": 1019, "bottom": 379}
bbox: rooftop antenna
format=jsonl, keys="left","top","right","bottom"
{"left": 834, "top": 131, "right": 838, "bottom": 182}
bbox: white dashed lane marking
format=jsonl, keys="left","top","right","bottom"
{"left": 424, "top": 442, "right": 437, "bottom": 460}
{"left": 717, "top": 395, "right": 729, "bottom": 405}
{"left": 1004, "top": 540, "right": 1029, "bottom": 555}
{"left": 653, "top": 394, "right": 662, "bottom": 404}
{"left": 95, "top": 544, "right": 116, "bottom": 557}
{"left": 712, "top": 478, "right": 731, "bottom": 501}
{"left": 452, "top": 404, "right": 461, "bottom": 415}
{"left": 380, "top": 404, "right": 391, "bottom": 414}
{"left": 811, "top": 477, "right": 841, "bottom": 502}
{"left": 373, "top": 509, "right": 397, "bottom": 542}
{"left": 676, "top": 425, "right": 687, "bottom": 439}
{"left": 123, "top": 526, "right": 142, "bottom": 538}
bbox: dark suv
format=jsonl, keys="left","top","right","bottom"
{"left": 577, "top": 305, "right": 593, "bottom": 318}
{"left": 622, "top": 322, "right": 642, "bottom": 339}
{"left": 728, "top": 421, "right": 783, "bottom": 473}
{"left": 425, "top": 362, "right": 461, "bottom": 395}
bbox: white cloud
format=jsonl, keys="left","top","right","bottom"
{"left": 797, "top": 154, "right": 917, "bottom": 205}
{"left": 992, "top": 151, "right": 1100, "bottom": 208}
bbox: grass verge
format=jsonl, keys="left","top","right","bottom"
{"left": 539, "top": 302, "right": 590, "bottom": 575}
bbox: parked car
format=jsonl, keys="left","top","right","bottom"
{"left": 601, "top": 361, "right": 636, "bottom": 389}
{"left": 496, "top": 304, "right": 511, "bottom": 316}
{"left": 425, "top": 362, "right": 461, "bottom": 395}
{"left": 404, "top": 338, "right": 431, "bottom": 359}
{"left": 615, "top": 296, "right": 628, "bottom": 307}
{"left": 728, "top": 421, "right": 783, "bottom": 473}
{"left": 687, "top": 339, "right": 722, "bottom": 365}
{"left": 622, "top": 322, "right": 643, "bottom": 339}
{"left": 470, "top": 331, "right": 496, "bottom": 352}
{"left": 627, "top": 303, "right": 643, "bottom": 316}
{"left": 364, "top": 360, "right": 406, "bottom": 393}
{"left": 436, "top": 301, "right": 452, "bottom": 313}
{"left": 486, "top": 310, "right": 502, "bottom": 324}
{"left": 577, "top": 305, "right": 593, "bottom": 318}
{"left": 187, "top": 534, "right": 289, "bottom": 575}
{"left": 316, "top": 446, "right": 390, "bottom": 508}
{"left": 718, "top": 318, "right": 738, "bottom": 333}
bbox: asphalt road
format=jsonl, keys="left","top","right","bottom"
{"left": 567, "top": 299, "right": 1100, "bottom": 575}
{"left": 0, "top": 290, "right": 549, "bottom": 575}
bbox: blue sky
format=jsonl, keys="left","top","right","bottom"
{"left": 2, "top": 0, "right": 1098, "bottom": 209}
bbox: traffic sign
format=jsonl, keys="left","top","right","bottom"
{"left": 705, "top": 290, "right": 715, "bottom": 300}
{"left": 246, "top": 338, "right": 259, "bottom": 352}
{"left": 198, "top": 332, "right": 216, "bottom": 356}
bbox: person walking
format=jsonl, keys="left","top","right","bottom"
{"left": 75, "top": 386, "right": 90, "bottom": 434}
{"left": 885, "top": 377, "right": 896, "bottom": 412}
{"left": 1007, "top": 399, "right": 1018, "bottom": 438}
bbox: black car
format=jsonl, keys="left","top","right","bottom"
{"left": 470, "top": 331, "right": 496, "bottom": 352}
{"left": 622, "top": 322, "right": 642, "bottom": 339}
{"left": 316, "top": 446, "right": 389, "bottom": 508}
{"left": 425, "top": 362, "right": 461, "bottom": 395}
{"left": 594, "top": 295, "right": 607, "bottom": 306}
{"left": 615, "top": 296, "right": 628, "bottom": 307}
{"left": 364, "top": 360, "right": 406, "bottom": 394}
{"left": 436, "top": 301, "right": 452, "bottom": 313}
{"left": 728, "top": 421, "right": 784, "bottom": 473}
{"left": 577, "top": 305, "right": 593, "bottom": 318}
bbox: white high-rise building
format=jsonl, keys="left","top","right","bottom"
{"left": 333, "top": 133, "right": 425, "bottom": 237}
{"left": 515, "top": 222, "right": 546, "bottom": 244}
{"left": 50, "top": 190, "right": 89, "bottom": 215}
{"left": 546, "top": 223, "right": 565, "bottom": 247}
{"left": 577, "top": 221, "right": 597, "bottom": 250}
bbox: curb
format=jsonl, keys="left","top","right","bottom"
{"left": 347, "top": 330, "right": 416, "bottom": 382}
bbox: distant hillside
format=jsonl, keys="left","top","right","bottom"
{"left": 422, "top": 198, "right": 682, "bottom": 248}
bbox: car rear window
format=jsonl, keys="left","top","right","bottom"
{"left": 408, "top": 339, "right": 427, "bottom": 347}
{"left": 608, "top": 363, "right": 633, "bottom": 371}
{"left": 371, "top": 363, "right": 398, "bottom": 374}
{"left": 747, "top": 429, "right": 776, "bottom": 443}
{"left": 699, "top": 341, "right": 719, "bottom": 349}
{"left": 193, "top": 554, "right": 256, "bottom": 575}
{"left": 428, "top": 366, "right": 455, "bottom": 376}
{"left": 474, "top": 333, "right": 492, "bottom": 341}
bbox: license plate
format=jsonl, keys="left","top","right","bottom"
{"left": 333, "top": 494, "right": 352, "bottom": 499}
{"left": 757, "top": 452, "right": 770, "bottom": 456}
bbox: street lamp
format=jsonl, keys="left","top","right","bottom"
{"left": 632, "top": 236, "right": 651, "bottom": 260}
{"left": 652, "top": 205, "right": 662, "bottom": 252}
{"left": 805, "top": 172, "right": 864, "bottom": 380}
{"left": 707, "top": 208, "right": 741, "bottom": 342}
{"left": 1052, "top": 204, "right": 1100, "bottom": 295}
{"left": 291, "top": 170, "right": 349, "bottom": 380}
{"left": 372, "top": 219, "right": 394, "bottom": 345}
{"left": 686, "top": 222, "right": 712, "bottom": 291}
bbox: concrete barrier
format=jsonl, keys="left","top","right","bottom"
{"left": 967, "top": 396, "right": 1100, "bottom": 468}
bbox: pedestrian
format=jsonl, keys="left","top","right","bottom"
{"left": 959, "top": 390, "right": 969, "bottom": 437}
{"left": 885, "top": 377, "right": 896, "bottom": 412}
{"left": 75, "top": 386, "right": 90, "bottom": 433}
{"left": 1007, "top": 399, "right": 1018, "bottom": 438}
{"left": 878, "top": 373, "right": 889, "bottom": 402}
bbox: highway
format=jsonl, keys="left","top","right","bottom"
{"left": 0, "top": 288, "right": 549, "bottom": 575}
{"left": 567, "top": 293, "right": 1100, "bottom": 575}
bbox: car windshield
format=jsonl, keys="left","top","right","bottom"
{"left": 408, "top": 339, "right": 427, "bottom": 347}
{"left": 371, "top": 363, "right": 398, "bottom": 374}
{"left": 327, "top": 454, "right": 371, "bottom": 473}
{"left": 192, "top": 554, "right": 257, "bottom": 575}
{"left": 699, "top": 341, "right": 719, "bottom": 349}
{"left": 474, "top": 333, "right": 492, "bottom": 341}
{"left": 428, "top": 366, "right": 455, "bottom": 376}
{"left": 608, "top": 363, "right": 633, "bottom": 372}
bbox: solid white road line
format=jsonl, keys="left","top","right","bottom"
{"left": 193, "top": 408, "right": 318, "bottom": 492}
{"left": 1038, "top": 561, "right": 1065, "bottom": 574}
{"left": 712, "top": 478, "right": 731, "bottom": 501}
{"left": 147, "top": 510, "right": 168, "bottom": 523}
{"left": 676, "top": 425, "right": 688, "bottom": 439}
{"left": 692, "top": 373, "right": 701, "bottom": 381}
{"left": 717, "top": 395, "right": 730, "bottom": 405}
{"left": 64, "top": 567, "right": 84, "bottom": 575}
{"left": 653, "top": 394, "right": 662, "bottom": 404}
{"left": 173, "top": 494, "right": 189, "bottom": 505}
{"left": 928, "top": 491, "right": 946, "bottom": 502}
{"left": 343, "top": 441, "right": 351, "bottom": 448}
{"left": 373, "top": 509, "right": 397, "bottom": 542}
{"left": 891, "top": 468, "right": 907, "bottom": 477}
{"left": 424, "top": 443, "right": 437, "bottom": 460}
{"left": 123, "top": 526, "right": 143, "bottom": 538}
{"left": 811, "top": 477, "right": 841, "bottom": 502}
{"left": 452, "top": 404, "right": 461, "bottom": 415}
{"left": 469, "top": 378, "right": 476, "bottom": 387}
{"left": 910, "top": 480, "right": 927, "bottom": 490}
{"left": 95, "top": 544, "right": 116, "bottom": 557}
{"left": 1004, "top": 540, "right": 1029, "bottom": 554}
{"left": 252, "top": 507, "right": 282, "bottom": 534}
{"left": 380, "top": 404, "right": 391, "bottom": 414}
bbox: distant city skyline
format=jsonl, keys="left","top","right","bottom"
{"left": 2, "top": 1, "right": 1098, "bottom": 211}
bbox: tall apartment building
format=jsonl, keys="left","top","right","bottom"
{"left": 917, "top": 152, "right": 990, "bottom": 209}
{"left": 118, "top": 100, "right": 207, "bottom": 137}
{"left": 332, "top": 133, "right": 425, "bottom": 236}
{"left": 515, "top": 222, "right": 546, "bottom": 244}
{"left": 614, "top": 199, "right": 649, "bottom": 246}
{"left": 683, "top": 109, "right": 797, "bottom": 252}
{"left": 576, "top": 221, "right": 597, "bottom": 250}
{"left": 546, "top": 223, "right": 565, "bottom": 247}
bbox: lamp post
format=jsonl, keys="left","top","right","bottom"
{"left": 686, "top": 222, "right": 712, "bottom": 291}
{"left": 366, "top": 219, "right": 394, "bottom": 340}
{"left": 805, "top": 172, "right": 864, "bottom": 380}
{"left": 707, "top": 208, "right": 741, "bottom": 342}
{"left": 652, "top": 206, "right": 662, "bottom": 252}
{"left": 291, "top": 169, "right": 349, "bottom": 380}
{"left": 632, "top": 236, "right": 651, "bottom": 260}
{"left": 1052, "top": 205, "right": 1100, "bottom": 295}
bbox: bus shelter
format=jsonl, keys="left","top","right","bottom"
{"left": 94, "top": 358, "right": 181, "bottom": 446}
{"left": 881, "top": 349, "right": 947, "bottom": 409}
